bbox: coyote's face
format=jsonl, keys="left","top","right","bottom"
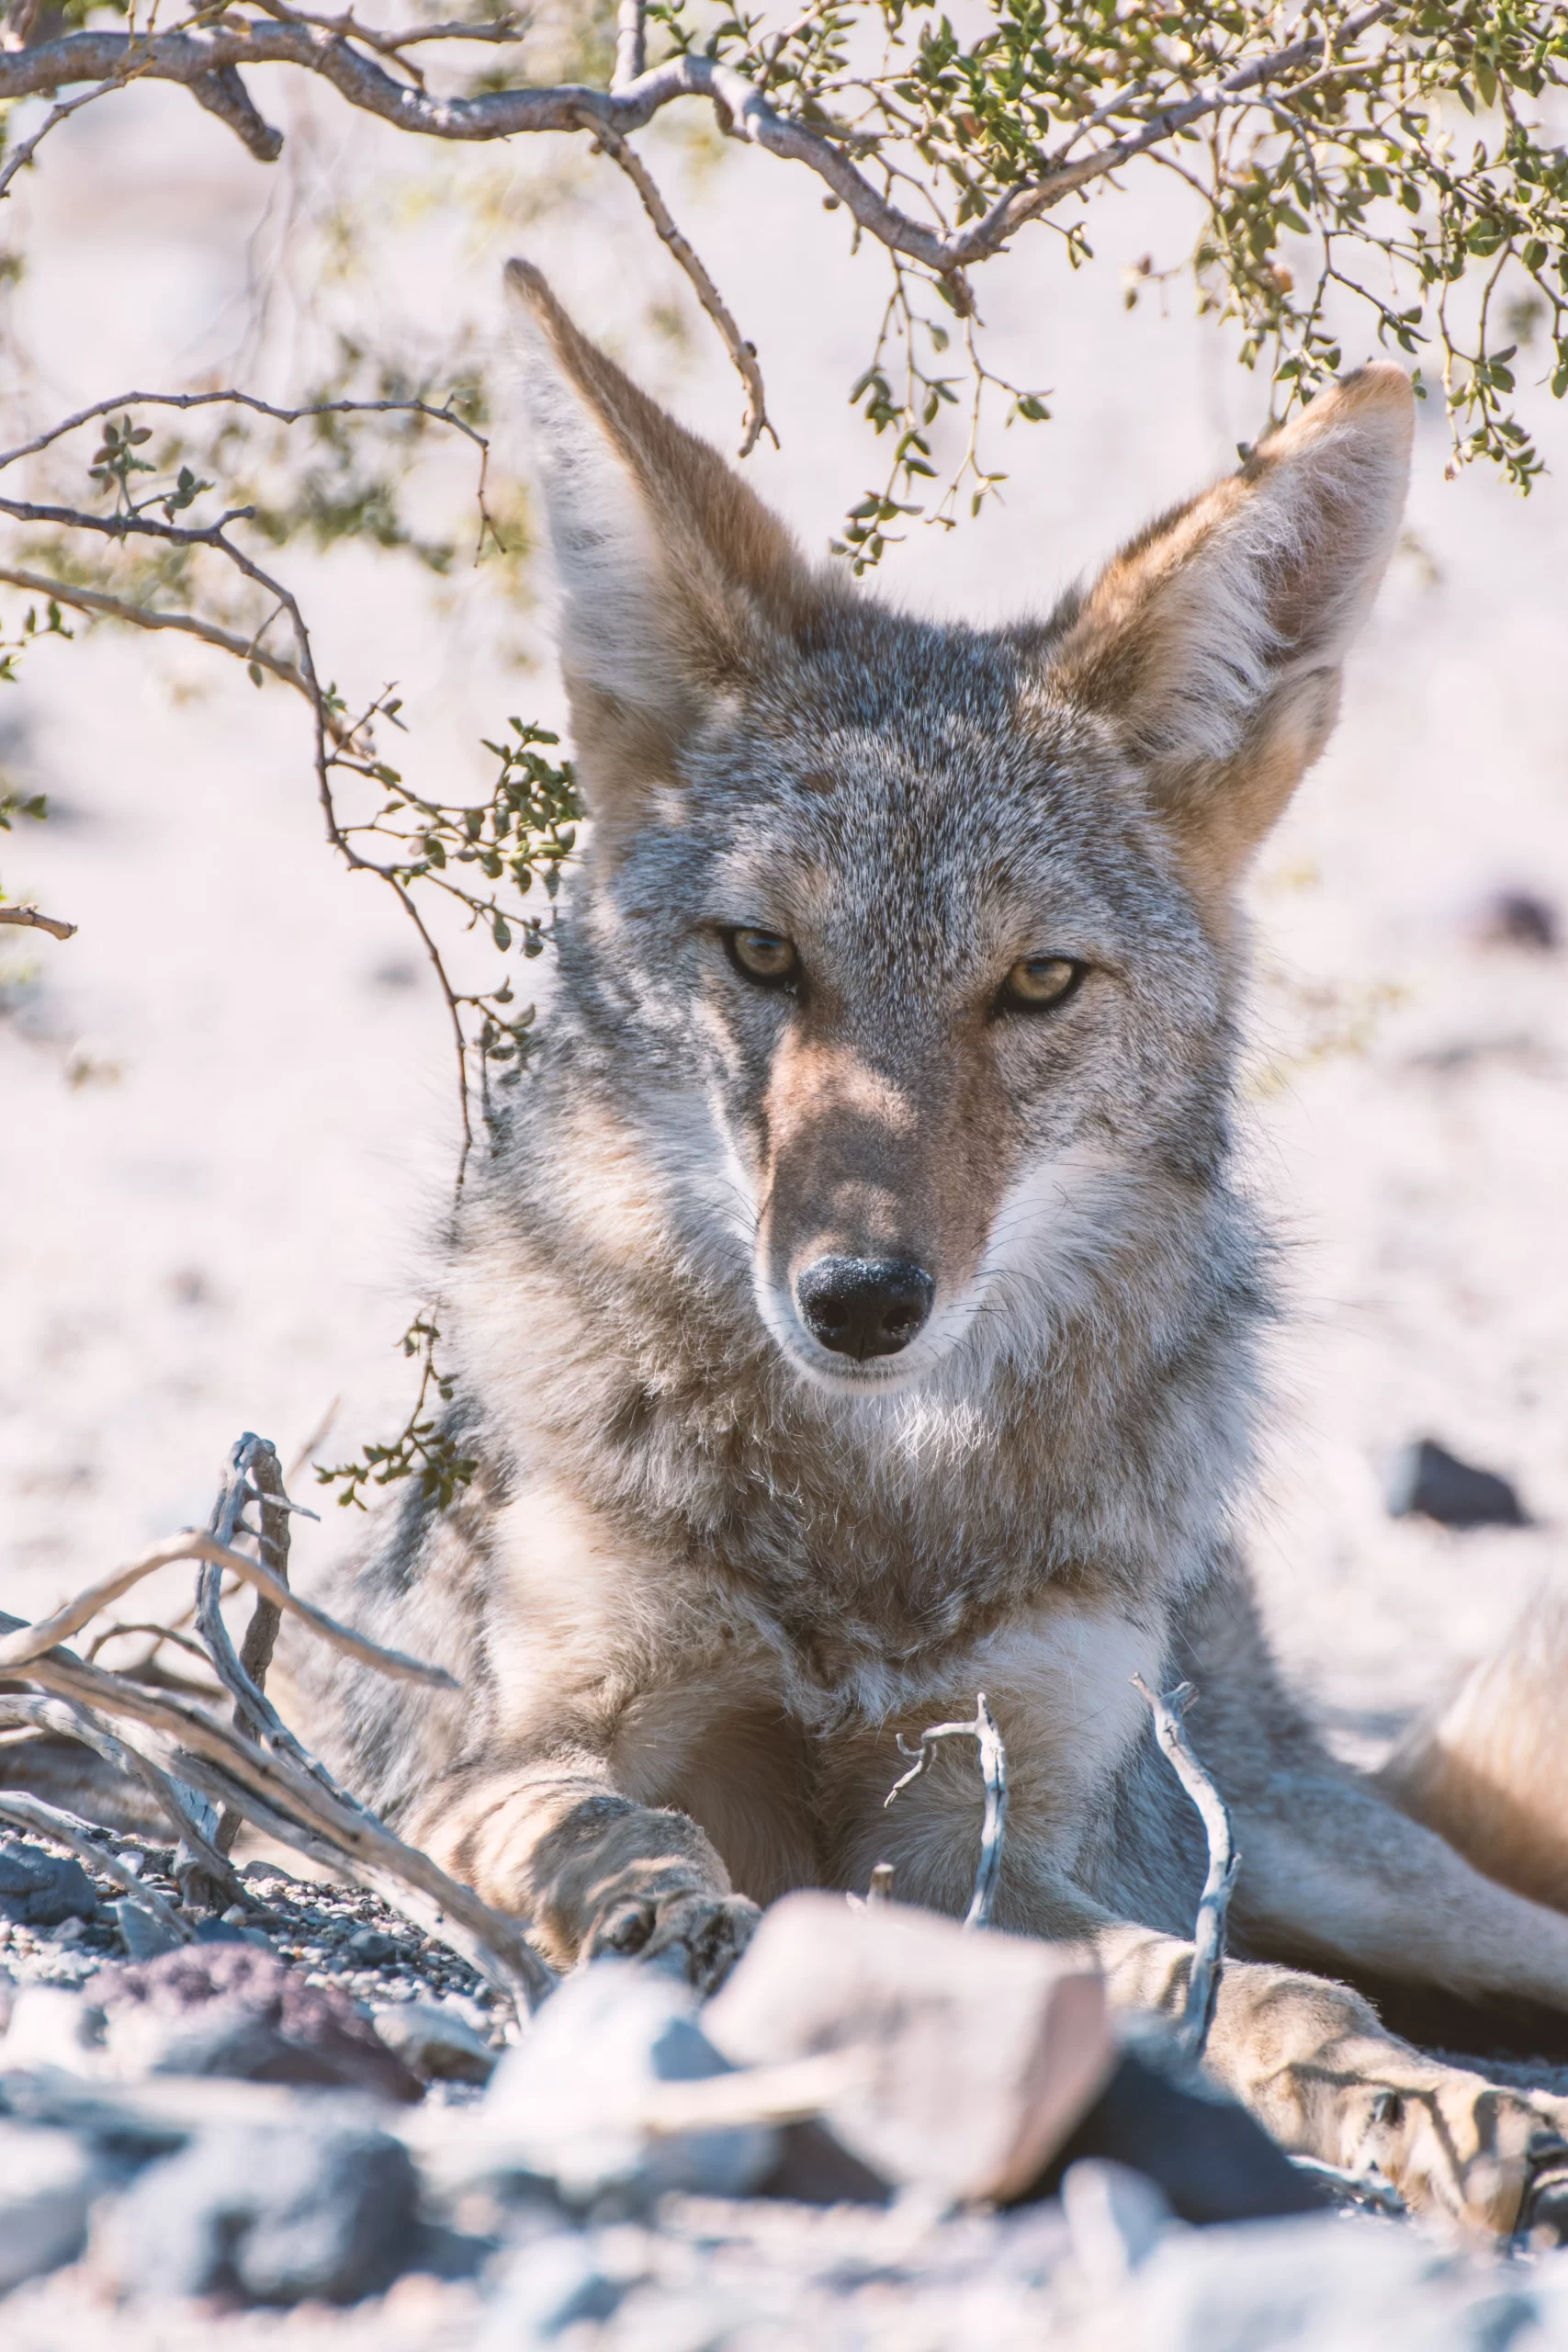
{"left": 509, "top": 263, "right": 1412, "bottom": 1395}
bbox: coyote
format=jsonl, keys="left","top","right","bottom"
{"left": 315, "top": 259, "right": 1568, "bottom": 2235}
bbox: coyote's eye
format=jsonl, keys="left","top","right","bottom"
{"left": 724, "top": 927, "right": 800, "bottom": 989}
{"left": 998, "top": 955, "right": 1084, "bottom": 1013}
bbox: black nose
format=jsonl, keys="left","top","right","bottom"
{"left": 795, "top": 1256, "right": 935, "bottom": 1361}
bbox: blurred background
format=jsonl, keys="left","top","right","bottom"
{"left": 0, "top": 61, "right": 1563, "bottom": 1767}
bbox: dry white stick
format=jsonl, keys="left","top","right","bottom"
{"left": 0, "top": 903, "right": 75, "bottom": 940}
{"left": 1133, "top": 1674, "right": 1238, "bottom": 2063}
{"left": 0, "top": 1532, "right": 457, "bottom": 1687}
{"left": 0, "top": 1692, "right": 243, "bottom": 1901}
{"left": 885, "top": 1690, "right": 1009, "bottom": 1930}
{"left": 0, "top": 1790, "right": 193, "bottom": 1943}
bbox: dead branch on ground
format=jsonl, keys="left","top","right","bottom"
{"left": 0, "top": 1435, "right": 558, "bottom": 2015}
{"left": 885, "top": 1691, "right": 1008, "bottom": 1930}
{"left": 1133, "top": 1674, "right": 1239, "bottom": 2064}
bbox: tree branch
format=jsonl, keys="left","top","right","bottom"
{"left": 0, "top": 4, "right": 1402, "bottom": 273}
{"left": 586, "top": 118, "right": 773, "bottom": 458}
{"left": 0, "top": 901, "right": 75, "bottom": 939}
{"left": 885, "top": 1691, "right": 1009, "bottom": 1930}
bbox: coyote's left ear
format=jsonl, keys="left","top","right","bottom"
{"left": 504, "top": 258, "right": 827, "bottom": 839}
{"left": 1050, "top": 366, "right": 1414, "bottom": 905}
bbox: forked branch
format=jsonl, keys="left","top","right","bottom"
{"left": 886, "top": 1691, "right": 1009, "bottom": 1930}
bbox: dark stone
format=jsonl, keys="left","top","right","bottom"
{"left": 345, "top": 1927, "right": 398, "bottom": 1967}
{"left": 100, "top": 2120, "right": 419, "bottom": 2304}
{"left": 1386, "top": 1439, "right": 1529, "bottom": 1531}
{"left": 97, "top": 1945, "right": 422, "bottom": 2102}
{"left": 1029, "top": 2048, "right": 1325, "bottom": 2227}
{"left": 0, "top": 1842, "right": 98, "bottom": 1928}
{"left": 1475, "top": 888, "right": 1560, "bottom": 953}
{"left": 756, "top": 2119, "right": 893, "bottom": 2206}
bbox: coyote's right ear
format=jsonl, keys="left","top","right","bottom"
{"left": 505, "top": 259, "right": 825, "bottom": 834}
{"left": 1050, "top": 365, "right": 1414, "bottom": 912}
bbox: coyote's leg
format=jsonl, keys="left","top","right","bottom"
{"left": 1100, "top": 1922, "right": 1568, "bottom": 2235}
{"left": 405, "top": 1747, "right": 761, "bottom": 1992}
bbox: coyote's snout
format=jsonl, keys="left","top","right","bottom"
{"left": 310, "top": 257, "right": 1568, "bottom": 2242}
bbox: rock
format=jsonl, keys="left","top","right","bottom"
{"left": 1472, "top": 888, "right": 1560, "bottom": 953}
{"left": 375, "top": 1999, "right": 497, "bottom": 2085}
{"left": 110, "top": 1899, "right": 185, "bottom": 1962}
{"left": 0, "top": 1840, "right": 98, "bottom": 1928}
{"left": 96, "top": 1945, "right": 422, "bottom": 2101}
{"left": 1036, "top": 2041, "right": 1322, "bottom": 2225}
{"left": 0, "top": 2119, "right": 101, "bottom": 2290}
{"left": 477, "top": 2232, "right": 634, "bottom": 2346}
{"left": 1061, "top": 2157, "right": 1179, "bottom": 2288}
{"left": 1387, "top": 1439, "right": 1529, "bottom": 1531}
{"left": 704, "top": 1892, "right": 1113, "bottom": 2203}
{"left": 470, "top": 1961, "right": 777, "bottom": 2203}
{"left": 2, "top": 1983, "right": 107, "bottom": 2073}
{"left": 192, "top": 1916, "right": 271, "bottom": 1950}
{"left": 347, "top": 1927, "right": 398, "bottom": 1966}
{"left": 96, "top": 2116, "right": 419, "bottom": 2304}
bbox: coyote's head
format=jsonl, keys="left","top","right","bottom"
{"left": 508, "top": 260, "right": 1412, "bottom": 1396}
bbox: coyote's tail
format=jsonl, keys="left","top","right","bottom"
{"left": 1377, "top": 1587, "right": 1568, "bottom": 1915}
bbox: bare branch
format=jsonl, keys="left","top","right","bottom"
{"left": 0, "top": 5, "right": 1401, "bottom": 275}
{"left": 0, "top": 1530, "right": 457, "bottom": 1688}
{"left": 587, "top": 118, "right": 773, "bottom": 459}
{"left": 188, "top": 63, "right": 284, "bottom": 161}
{"left": 0, "top": 1789, "right": 194, "bottom": 1944}
{"left": 0, "top": 565, "right": 315, "bottom": 706}
{"left": 613, "top": 0, "right": 645, "bottom": 91}
{"left": 1133, "top": 1674, "right": 1239, "bottom": 2064}
{"left": 885, "top": 1690, "right": 1009, "bottom": 1930}
{"left": 0, "top": 902, "right": 75, "bottom": 940}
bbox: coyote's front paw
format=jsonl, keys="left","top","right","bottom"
{"left": 1350, "top": 2073, "right": 1566, "bottom": 2236}
{"left": 589, "top": 1889, "right": 761, "bottom": 1995}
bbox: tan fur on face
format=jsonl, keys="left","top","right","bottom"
{"left": 756, "top": 1021, "right": 1011, "bottom": 1330}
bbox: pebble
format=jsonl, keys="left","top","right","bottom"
{"left": 96, "top": 2118, "right": 420, "bottom": 2305}
{"left": 1386, "top": 1437, "right": 1529, "bottom": 1530}
{"left": 0, "top": 2120, "right": 101, "bottom": 2292}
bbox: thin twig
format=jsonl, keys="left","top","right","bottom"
{"left": 0, "top": 902, "right": 74, "bottom": 939}
{"left": 0, "top": 1531, "right": 457, "bottom": 1687}
{"left": 0, "top": 565, "right": 319, "bottom": 709}
{"left": 0, "top": 1790, "right": 194, "bottom": 1943}
{"left": 885, "top": 1690, "right": 1008, "bottom": 1930}
{"left": 585, "top": 118, "right": 773, "bottom": 459}
{"left": 1133, "top": 1674, "right": 1239, "bottom": 2064}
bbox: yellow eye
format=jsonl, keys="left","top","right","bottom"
{"left": 725, "top": 927, "right": 799, "bottom": 987}
{"left": 1000, "top": 955, "right": 1083, "bottom": 1012}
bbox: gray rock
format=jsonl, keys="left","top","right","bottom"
{"left": 347, "top": 1927, "right": 398, "bottom": 1966}
{"left": 1386, "top": 1438, "right": 1528, "bottom": 1530}
{"left": 0, "top": 1841, "right": 98, "bottom": 1928}
{"left": 1061, "top": 2157, "right": 1179, "bottom": 2288}
{"left": 0, "top": 2120, "right": 101, "bottom": 2290}
{"left": 478, "top": 2233, "right": 633, "bottom": 2345}
{"left": 375, "top": 1999, "right": 497, "bottom": 2084}
{"left": 96, "top": 2117, "right": 419, "bottom": 2304}
{"left": 97, "top": 1943, "right": 422, "bottom": 2100}
{"left": 111, "top": 1898, "right": 185, "bottom": 1962}
{"left": 472, "top": 1962, "right": 776, "bottom": 2202}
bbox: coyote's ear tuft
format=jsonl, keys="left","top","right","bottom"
{"left": 505, "top": 258, "right": 823, "bottom": 832}
{"left": 1051, "top": 364, "right": 1414, "bottom": 907}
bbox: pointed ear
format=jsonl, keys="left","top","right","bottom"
{"left": 1050, "top": 366, "right": 1414, "bottom": 908}
{"left": 504, "top": 258, "right": 823, "bottom": 829}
